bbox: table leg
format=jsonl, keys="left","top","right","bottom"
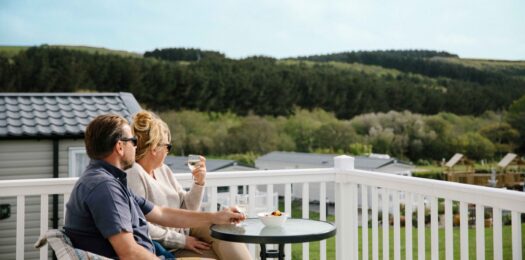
{"left": 259, "top": 244, "right": 285, "bottom": 260}
{"left": 278, "top": 244, "right": 284, "bottom": 260}
{"left": 260, "top": 244, "right": 267, "bottom": 260}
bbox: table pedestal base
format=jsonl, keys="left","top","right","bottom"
{"left": 260, "top": 243, "right": 284, "bottom": 260}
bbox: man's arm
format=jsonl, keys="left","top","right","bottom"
{"left": 145, "top": 206, "right": 244, "bottom": 228}
{"left": 108, "top": 231, "right": 159, "bottom": 260}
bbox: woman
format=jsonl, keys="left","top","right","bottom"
{"left": 126, "top": 110, "right": 251, "bottom": 259}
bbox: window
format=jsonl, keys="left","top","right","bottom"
{"left": 68, "top": 147, "right": 90, "bottom": 177}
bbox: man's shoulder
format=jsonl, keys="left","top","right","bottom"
{"left": 76, "top": 167, "right": 123, "bottom": 196}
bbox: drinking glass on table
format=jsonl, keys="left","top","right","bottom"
{"left": 187, "top": 154, "right": 200, "bottom": 181}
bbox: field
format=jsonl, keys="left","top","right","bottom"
{"left": 279, "top": 59, "right": 403, "bottom": 77}
{"left": 432, "top": 56, "right": 525, "bottom": 80}
{"left": 0, "top": 46, "right": 29, "bottom": 57}
{"left": 0, "top": 45, "right": 142, "bottom": 58}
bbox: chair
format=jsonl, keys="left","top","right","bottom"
{"left": 34, "top": 229, "right": 111, "bottom": 260}
{"left": 35, "top": 229, "right": 215, "bottom": 260}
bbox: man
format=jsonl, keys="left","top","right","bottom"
{"left": 64, "top": 114, "right": 244, "bottom": 259}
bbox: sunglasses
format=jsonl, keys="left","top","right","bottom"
{"left": 120, "top": 136, "right": 138, "bottom": 147}
{"left": 160, "top": 143, "right": 173, "bottom": 152}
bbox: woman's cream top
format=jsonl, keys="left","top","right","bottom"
{"left": 126, "top": 163, "right": 205, "bottom": 249}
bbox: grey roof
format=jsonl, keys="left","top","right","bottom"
{"left": 256, "top": 151, "right": 413, "bottom": 172}
{"left": 375, "top": 162, "right": 414, "bottom": 175}
{"left": 355, "top": 156, "right": 394, "bottom": 170}
{"left": 214, "top": 164, "right": 257, "bottom": 172}
{"left": 0, "top": 92, "right": 141, "bottom": 139}
{"left": 257, "top": 151, "right": 336, "bottom": 166}
{"left": 164, "top": 156, "right": 255, "bottom": 173}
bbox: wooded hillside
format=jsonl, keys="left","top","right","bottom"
{"left": 1, "top": 45, "right": 524, "bottom": 160}
{"left": 1, "top": 46, "right": 524, "bottom": 119}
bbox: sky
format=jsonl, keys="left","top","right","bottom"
{"left": 1, "top": 0, "right": 524, "bottom": 60}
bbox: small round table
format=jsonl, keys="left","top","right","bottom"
{"left": 210, "top": 218, "right": 336, "bottom": 260}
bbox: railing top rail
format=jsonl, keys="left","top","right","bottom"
{"left": 1, "top": 165, "right": 523, "bottom": 212}
{"left": 0, "top": 177, "right": 78, "bottom": 196}
{"left": 174, "top": 168, "right": 335, "bottom": 186}
{"left": 0, "top": 169, "right": 335, "bottom": 197}
{"left": 342, "top": 168, "right": 525, "bottom": 212}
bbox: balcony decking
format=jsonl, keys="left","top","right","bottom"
{"left": 0, "top": 156, "right": 524, "bottom": 260}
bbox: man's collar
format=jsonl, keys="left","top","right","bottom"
{"left": 90, "top": 159, "right": 127, "bottom": 180}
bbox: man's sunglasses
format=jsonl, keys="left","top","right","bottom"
{"left": 120, "top": 136, "right": 138, "bottom": 147}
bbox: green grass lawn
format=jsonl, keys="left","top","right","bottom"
{"left": 282, "top": 200, "right": 524, "bottom": 260}
{"left": 290, "top": 224, "right": 525, "bottom": 260}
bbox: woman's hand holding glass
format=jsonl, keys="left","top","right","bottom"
{"left": 187, "top": 154, "right": 206, "bottom": 185}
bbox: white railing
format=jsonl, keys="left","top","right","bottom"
{"left": 0, "top": 156, "right": 524, "bottom": 260}
{"left": 334, "top": 156, "right": 525, "bottom": 260}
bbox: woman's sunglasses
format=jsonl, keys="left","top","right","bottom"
{"left": 160, "top": 143, "right": 173, "bottom": 152}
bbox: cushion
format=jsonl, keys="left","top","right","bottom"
{"left": 35, "top": 229, "right": 112, "bottom": 260}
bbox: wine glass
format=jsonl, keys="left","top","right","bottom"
{"left": 235, "top": 194, "right": 249, "bottom": 225}
{"left": 187, "top": 154, "right": 200, "bottom": 181}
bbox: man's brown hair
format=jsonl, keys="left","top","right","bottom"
{"left": 85, "top": 114, "right": 128, "bottom": 160}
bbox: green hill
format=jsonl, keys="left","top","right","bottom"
{"left": 1, "top": 46, "right": 524, "bottom": 119}
{"left": 295, "top": 50, "right": 525, "bottom": 85}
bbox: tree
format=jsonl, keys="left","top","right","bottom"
{"left": 225, "top": 116, "right": 280, "bottom": 154}
{"left": 312, "top": 121, "right": 359, "bottom": 152}
{"left": 455, "top": 132, "right": 496, "bottom": 160}
{"left": 479, "top": 123, "right": 520, "bottom": 156}
{"left": 506, "top": 95, "right": 525, "bottom": 152}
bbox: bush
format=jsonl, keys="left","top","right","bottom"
{"left": 223, "top": 152, "right": 259, "bottom": 167}
{"left": 416, "top": 159, "right": 432, "bottom": 166}
{"left": 455, "top": 132, "right": 496, "bottom": 160}
{"left": 348, "top": 143, "right": 372, "bottom": 155}
{"left": 312, "top": 121, "right": 359, "bottom": 152}
{"left": 413, "top": 172, "right": 444, "bottom": 180}
{"left": 225, "top": 116, "right": 280, "bottom": 154}
{"left": 157, "top": 108, "right": 510, "bottom": 162}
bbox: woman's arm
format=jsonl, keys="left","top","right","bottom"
{"left": 146, "top": 222, "right": 187, "bottom": 249}
{"left": 164, "top": 164, "right": 205, "bottom": 211}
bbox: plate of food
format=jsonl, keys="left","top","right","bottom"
{"left": 258, "top": 210, "right": 288, "bottom": 227}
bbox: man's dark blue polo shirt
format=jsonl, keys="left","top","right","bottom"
{"left": 64, "top": 160, "right": 155, "bottom": 258}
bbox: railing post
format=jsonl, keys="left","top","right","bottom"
{"left": 335, "top": 155, "right": 355, "bottom": 260}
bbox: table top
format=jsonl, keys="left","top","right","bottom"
{"left": 210, "top": 218, "right": 336, "bottom": 244}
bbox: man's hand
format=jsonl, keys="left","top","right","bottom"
{"left": 184, "top": 235, "right": 211, "bottom": 254}
{"left": 146, "top": 205, "right": 245, "bottom": 228}
{"left": 213, "top": 206, "right": 246, "bottom": 225}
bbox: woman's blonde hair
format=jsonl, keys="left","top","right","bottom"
{"left": 131, "top": 110, "right": 171, "bottom": 161}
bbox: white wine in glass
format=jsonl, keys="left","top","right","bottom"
{"left": 187, "top": 154, "right": 200, "bottom": 171}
